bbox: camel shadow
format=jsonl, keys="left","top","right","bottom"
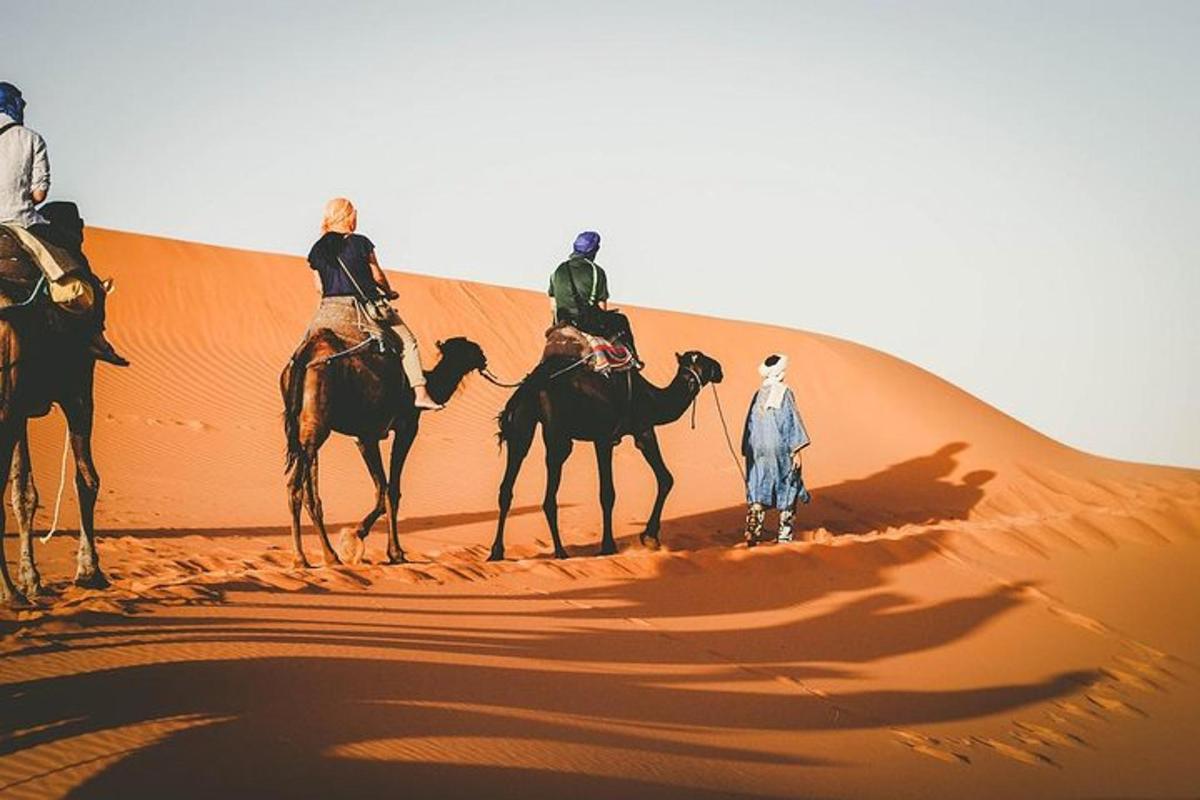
{"left": 84, "top": 504, "right": 556, "bottom": 541}
{"left": 1, "top": 641, "right": 1093, "bottom": 799}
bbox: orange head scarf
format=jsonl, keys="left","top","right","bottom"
{"left": 321, "top": 197, "right": 358, "bottom": 234}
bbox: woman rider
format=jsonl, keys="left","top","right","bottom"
{"left": 307, "top": 197, "right": 442, "bottom": 410}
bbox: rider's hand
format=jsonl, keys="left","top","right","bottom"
{"left": 384, "top": 290, "right": 399, "bottom": 300}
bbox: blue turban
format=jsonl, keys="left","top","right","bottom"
{"left": 572, "top": 230, "right": 601, "bottom": 256}
{"left": 0, "top": 82, "right": 25, "bottom": 125}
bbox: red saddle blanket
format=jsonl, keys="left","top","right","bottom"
{"left": 543, "top": 324, "right": 635, "bottom": 375}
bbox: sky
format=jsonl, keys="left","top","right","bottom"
{"left": 8, "top": 0, "right": 1198, "bottom": 467}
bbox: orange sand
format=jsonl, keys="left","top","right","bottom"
{"left": 2, "top": 228, "right": 1198, "bottom": 798}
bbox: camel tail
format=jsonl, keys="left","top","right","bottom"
{"left": 496, "top": 362, "right": 553, "bottom": 450}
{"left": 283, "top": 344, "right": 314, "bottom": 476}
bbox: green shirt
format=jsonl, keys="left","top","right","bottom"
{"left": 548, "top": 256, "right": 609, "bottom": 323}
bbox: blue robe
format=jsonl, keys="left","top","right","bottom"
{"left": 742, "top": 387, "right": 811, "bottom": 509}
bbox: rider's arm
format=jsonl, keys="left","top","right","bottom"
{"left": 368, "top": 251, "right": 399, "bottom": 299}
{"left": 312, "top": 270, "right": 322, "bottom": 293}
{"left": 30, "top": 133, "right": 49, "bottom": 204}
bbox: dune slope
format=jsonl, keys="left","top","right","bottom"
{"left": 2, "top": 228, "right": 1198, "bottom": 799}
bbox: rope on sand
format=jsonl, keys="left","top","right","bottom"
{"left": 40, "top": 426, "right": 71, "bottom": 543}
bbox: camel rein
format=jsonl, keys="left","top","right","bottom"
{"left": 478, "top": 367, "right": 526, "bottom": 388}
{"left": 308, "top": 334, "right": 386, "bottom": 367}
{"left": 685, "top": 368, "right": 747, "bottom": 483}
{"left": 39, "top": 426, "right": 71, "bottom": 544}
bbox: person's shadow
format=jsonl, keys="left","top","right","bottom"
{"left": 809, "top": 442, "right": 995, "bottom": 535}
{"left": 657, "top": 441, "right": 995, "bottom": 547}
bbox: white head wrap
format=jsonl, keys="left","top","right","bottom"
{"left": 758, "top": 353, "right": 789, "bottom": 410}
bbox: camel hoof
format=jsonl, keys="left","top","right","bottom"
{"left": 553, "top": 549, "right": 570, "bottom": 560}
{"left": 322, "top": 553, "right": 343, "bottom": 567}
{"left": 74, "top": 570, "right": 110, "bottom": 590}
{"left": 292, "top": 556, "right": 311, "bottom": 570}
{"left": 18, "top": 567, "right": 42, "bottom": 598}
{"left": 598, "top": 543, "right": 617, "bottom": 557}
{"left": 2, "top": 582, "right": 31, "bottom": 608}
{"left": 385, "top": 550, "right": 406, "bottom": 565}
{"left": 487, "top": 546, "right": 505, "bottom": 562}
{"left": 340, "top": 530, "right": 366, "bottom": 565}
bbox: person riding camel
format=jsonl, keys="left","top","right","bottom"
{"left": 0, "top": 81, "right": 128, "bottom": 366}
{"left": 548, "top": 230, "right": 640, "bottom": 365}
{"left": 306, "top": 197, "right": 442, "bottom": 411}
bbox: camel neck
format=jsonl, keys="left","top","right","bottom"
{"left": 644, "top": 368, "right": 702, "bottom": 426}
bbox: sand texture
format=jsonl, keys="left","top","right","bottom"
{"left": 2, "top": 229, "right": 1198, "bottom": 798}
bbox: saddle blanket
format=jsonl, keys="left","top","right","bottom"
{"left": 543, "top": 324, "right": 635, "bottom": 375}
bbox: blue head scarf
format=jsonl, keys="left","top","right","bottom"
{"left": 0, "top": 82, "right": 25, "bottom": 124}
{"left": 572, "top": 230, "right": 601, "bottom": 257}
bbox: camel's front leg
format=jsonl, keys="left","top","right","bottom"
{"left": 634, "top": 429, "right": 674, "bottom": 550}
{"left": 384, "top": 421, "right": 418, "bottom": 564}
{"left": 11, "top": 426, "right": 41, "bottom": 596}
{"left": 594, "top": 441, "right": 617, "bottom": 556}
{"left": 63, "top": 391, "right": 107, "bottom": 589}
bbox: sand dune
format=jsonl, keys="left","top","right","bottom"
{"left": 2, "top": 228, "right": 1198, "bottom": 798}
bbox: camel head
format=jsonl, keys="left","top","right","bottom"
{"left": 435, "top": 337, "right": 488, "bottom": 375}
{"left": 675, "top": 351, "right": 723, "bottom": 387}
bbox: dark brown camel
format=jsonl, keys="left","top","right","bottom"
{"left": 281, "top": 332, "right": 486, "bottom": 567}
{"left": 490, "top": 350, "right": 724, "bottom": 561}
{"left": 0, "top": 229, "right": 107, "bottom": 605}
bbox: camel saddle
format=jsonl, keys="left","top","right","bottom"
{"left": 0, "top": 226, "right": 44, "bottom": 311}
{"left": 543, "top": 323, "right": 635, "bottom": 376}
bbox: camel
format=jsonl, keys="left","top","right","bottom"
{"left": 281, "top": 331, "right": 486, "bottom": 567}
{"left": 0, "top": 228, "right": 108, "bottom": 605}
{"left": 490, "top": 349, "right": 724, "bottom": 561}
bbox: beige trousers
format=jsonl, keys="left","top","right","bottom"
{"left": 389, "top": 319, "right": 426, "bottom": 388}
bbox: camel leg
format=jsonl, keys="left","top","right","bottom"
{"left": 489, "top": 400, "right": 538, "bottom": 562}
{"left": 0, "top": 423, "right": 27, "bottom": 606}
{"left": 287, "top": 456, "right": 310, "bottom": 568}
{"left": 634, "top": 429, "right": 675, "bottom": 550}
{"left": 542, "top": 429, "right": 573, "bottom": 560}
{"left": 384, "top": 421, "right": 418, "bottom": 564}
{"left": 595, "top": 441, "right": 617, "bottom": 556}
{"left": 302, "top": 450, "right": 341, "bottom": 566}
{"left": 347, "top": 437, "right": 387, "bottom": 564}
{"left": 62, "top": 390, "right": 107, "bottom": 589}
{"left": 11, "top": 426, "right": 41, "bottom": 596}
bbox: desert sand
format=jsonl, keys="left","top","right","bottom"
{"left": 2, "top": 228, "right": 1198, "bottom": 798}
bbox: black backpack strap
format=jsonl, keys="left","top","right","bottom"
{"left": 560, "top": 258, "right": 596, "bottom": 326}
{"left": 0, "top": 123, "right": 19, "bottom": 138}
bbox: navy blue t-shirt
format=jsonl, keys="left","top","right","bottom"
{"left": 308, "top": 233, "right": 379, "bottom": 298}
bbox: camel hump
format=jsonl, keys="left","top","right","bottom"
{"left": 0, "top": 227, "right": 43, "bottom": 310}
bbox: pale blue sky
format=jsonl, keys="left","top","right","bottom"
{"left": 8, "top": 0, "right": 1198, "bottom": 466}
